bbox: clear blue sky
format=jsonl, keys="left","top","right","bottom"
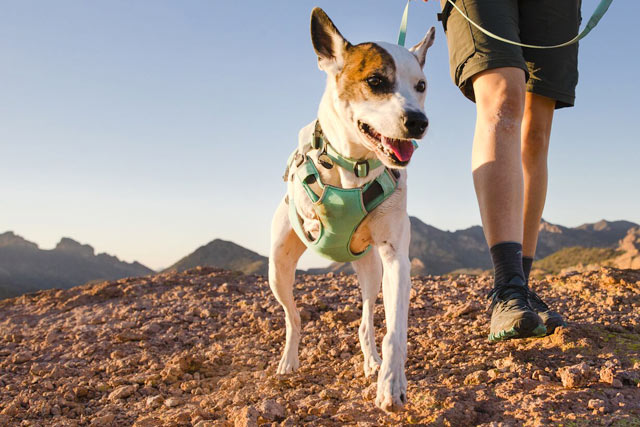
{"left": 1, "top": 1, "right": 638, "bottom": 271}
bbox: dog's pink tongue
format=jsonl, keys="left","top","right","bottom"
{"left": 383, "top": 137, "right": 414, "bottom": 162}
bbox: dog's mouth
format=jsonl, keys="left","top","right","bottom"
{"left": 357, "top": 121, "right": 415, "bottom": 167}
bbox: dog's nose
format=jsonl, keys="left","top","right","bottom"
{"left": 404, "top": 111, "right": 429, "bottom": 136}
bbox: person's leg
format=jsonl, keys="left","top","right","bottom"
{"left": 520, "top": 93, "right": 566, "bottom": 331}
{"left": 471, "top": 67, "right": 526, "bottom": 248}
{"left": 471, "top": 67, "right": 546, "bottom": 341}
{"left": 521, "top": 92, "right": 555, "bottom": 262}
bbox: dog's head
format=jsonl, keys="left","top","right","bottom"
{"left": 311, "top": 7, "right": 435, "bottom": 168}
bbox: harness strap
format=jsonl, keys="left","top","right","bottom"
{"left": 313, "top": 121, "right": 383, "bottom": 178}
{"left": 295, "top": 159, "right": 322, "bottom": 203}
{"left": 294, "top": 153, "right": 398, "bottom": 213}
{"left": 362, "top": 169, "right": 397, "bottom": 213}
{"left": 325, "top": 143, "right": 382, "bottom": 178}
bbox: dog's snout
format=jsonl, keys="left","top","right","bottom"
{"left": 404, "top": 111, "right": 429, "bottom": 136}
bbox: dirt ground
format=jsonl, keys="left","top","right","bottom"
{"left": 1, "top": 267, "right": 639, "bottom": 426}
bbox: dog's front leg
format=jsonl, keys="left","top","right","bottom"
{"left": 375, "top": 217, "right": 411, "bottom": 412}
{"left": 352, "top": 249, "right": 383, "bottom": 378}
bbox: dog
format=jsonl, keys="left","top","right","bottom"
{"left": 269, "top": 7, "right": 434, "bottom": 412}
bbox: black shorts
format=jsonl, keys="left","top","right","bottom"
{"left": 441, "top": 0, "right": 581, "bottom": 108}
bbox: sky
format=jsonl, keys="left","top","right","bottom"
{"left": 1, "top": 0, "right": 638, "bottom": 271}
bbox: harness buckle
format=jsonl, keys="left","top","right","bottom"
{"left": 354, "top": 161, "right": 369, "bottom": 178}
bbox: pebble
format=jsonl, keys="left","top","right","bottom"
{"left": 164, "top": 397, "right": 182, "bottom": 407}
{"left": 109, "top": 385, "right": 136, "bottom": 401}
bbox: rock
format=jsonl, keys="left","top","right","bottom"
{"left": 449, "top": 301, "right": 481, "bottom": 318}
{"left": 600, "top": 366, "right": 616, "bottom": 384}
{"left": 164, "top": 397, "right": 182, "bottom": 407}
{"left": 73, "top": 385, "right": 89, "bottom": 399}
{"left": 0, "top": 401, "right": 20, "bottom": 416}
{"left": 464, "top": 370, "right": 489, "bottom": 386}
{"left": 234, "top": 406, "right": 259, "bottom": 427}
{"left": 133, "top": 417, "right": 163, "bottom": 427}
{"left": 11, "top": 351, "right": 33, "bottom": 364}
{"left": 109, "top": 385, "right": 136, "bottom": 401}
{"left": 116, "top": 330, "right": 145, "bottom": 342}
{"left": 588, "top": 399, "right": 606, "bottom": 413}
{"left": 258, "top": 399, "right": 285, "bottom": 421}
{"left": 146, "top": 395, "right": 164, "bottom": 408}
{"left": 90, "top": 413, "right": 116, "bottom": 426}
{"left": 612, "top": 379, "right": 623, "bottom": 388}
{"left": 171, "top": 353, "right": 203, "bottom": 374}
{"left": 558, "top": 363, "right": 593, "bottom": 388}
{"left": 362, "top": 383, "right": 377, "bottom": 400}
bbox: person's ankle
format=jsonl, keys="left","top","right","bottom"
{"left": 522, "top": 256, "right": 534, "bottom": 282}
{"left": 490, "top": 242, "right": 525, "bottom": 286}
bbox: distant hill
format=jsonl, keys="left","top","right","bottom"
{"left": 0, "top": 232, "right": 154, "bottom": 299}
{"left": 306, "top": 218, "right": 639, "bottom": 276}
{"left": 614, "top": 226, "right": 640, "bottom": 269}
{"left": 532, "top": 247, "right": 621, "bottom": 276}
{"left": 164, "top": 239, "right": 268, "bottom": 276}
{"left": 532, "top": 226, "right": 640, "bottom": 276}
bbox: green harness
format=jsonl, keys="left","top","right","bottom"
{"left": 286, "top": 122, "right": 400, "bottom": 263}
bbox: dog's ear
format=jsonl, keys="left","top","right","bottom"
{"left": 310, "top": 8, "right": 350, "bottom": 74}
{"left": 409, "top": 27, "right": 435, "bottom": 68}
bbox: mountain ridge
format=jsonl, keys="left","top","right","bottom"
{"left": 3, "top": 217, "right": 637, "bottom": 298}
{"left": 0, "top": 232, "right": 154, "bottom": 299}
{"left": 171, "top": 218, "right": 639, "bottom": 277}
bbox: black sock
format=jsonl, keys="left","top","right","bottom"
{"left": 490, "top": 242, "right": 525, "bottom": 287}
{"left": 522, "top": 256, "right": 534, "bottom": 282}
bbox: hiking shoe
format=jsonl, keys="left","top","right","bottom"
{"left": 488, "top": 276, "right": 547, "bottom": 342}
{"left": 528, "top": 289, "right": 566, "bottom": 334}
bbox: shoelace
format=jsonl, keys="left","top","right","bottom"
{"left": 527, "top": 288, "right": 551, "bottom": 311}
{"left": 487, "top": 284, "right": 531, "bottom": 313}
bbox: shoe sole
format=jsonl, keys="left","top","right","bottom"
{"left": 488, "top": 324, "right": 547, "bottom": 342}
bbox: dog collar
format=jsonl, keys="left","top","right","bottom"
{"left": 311, "top": 121, "right": 383, "bottom": 178}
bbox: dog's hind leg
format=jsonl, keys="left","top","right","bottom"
{"left": 352, "top": 249, "right": 383, "bottom": 378}
{"left": 269, "top": 197, "right": 306, "bottom": 374}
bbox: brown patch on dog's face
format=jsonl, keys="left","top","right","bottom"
{"left": 336, "top": 43, "right": 396, "bottom": 102}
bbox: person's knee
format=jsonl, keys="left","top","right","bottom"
{"left": 522, "top": 94, "right": 554, "bottom": 164}
{"left": 522, "top": 127, "right": 550, "bottom": 164}
{"left": 472, "top": 68, "right": 526, "bottom": 133}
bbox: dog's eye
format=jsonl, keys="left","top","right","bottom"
{"left": 415, "top": 80, "right": 426, "bottom": 93}
{"left": 366, "top": 75, "right": 384, "bottom": 88}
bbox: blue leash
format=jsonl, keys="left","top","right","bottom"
{"left": 397, "top": 0, "right": 411, "bottom": 47}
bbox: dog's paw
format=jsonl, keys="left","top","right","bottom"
{"left": 363, "top": 354, "right": 382, "bottom": 378}
{"left": 277, "top": 353, "right": 299, "bottom": 374}
{"left": 375, "top": 363, "right": 407, "bottom": 412}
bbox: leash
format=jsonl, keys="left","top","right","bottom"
{"left": 397, "top": 0, "right": 411, "bottom": 46}
{"left": 398, "top": 0, "right": 613, "bottom": 49}
{"left": 443, "top": 0, "right": 613, "bottom": 49}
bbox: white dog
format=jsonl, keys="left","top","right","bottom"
{"left": 269, "top": 7, "right": 434, "bottom": 412}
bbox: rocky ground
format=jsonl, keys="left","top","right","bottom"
{"left": 1, "top": 267, "right": 639, "bottom": 426}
